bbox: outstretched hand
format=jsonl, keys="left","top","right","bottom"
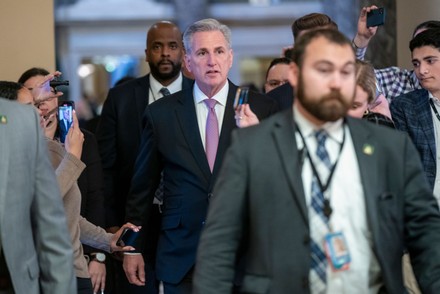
{"left": 353, "top": 5, "right": 379, "bottom": 49}
{"left": 235, "top": 104, "right": 259, "bottom": 128}
{"left": 65, "top": 110, "right": 84, "bottom": 159}
{"left": 32, "top": 71, "right": 64, "bottom": 106}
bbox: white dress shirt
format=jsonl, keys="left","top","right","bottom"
{"left": 148, "top": 73, "right": 183, "bottom": 104}
{"left": 294, "top": 105, "right": 382, "bottom": 294}
{"left": 194, "top": 81, "right": 229, "bottom": 149}
{"left": 428, "top": 91, "right": 440, "bottom": 207}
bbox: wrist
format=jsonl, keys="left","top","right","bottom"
{"left": 90, "top": 252, "right": 106, "bottom": 263}
{"left": 353, "top": 34, "right": 369, "bottom": 49}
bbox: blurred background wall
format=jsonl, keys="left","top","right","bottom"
{"left": 1, "top": 0, "right": 440, "bottom": 120}
{"left": 0, "top": 0, "right": 55, "bottom": 81}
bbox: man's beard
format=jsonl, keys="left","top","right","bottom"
{"left": 149, "top": 60, "right": 182, "bottom": 81}
{"left": 296, "top": 75, "right": 353, "bottom": 122}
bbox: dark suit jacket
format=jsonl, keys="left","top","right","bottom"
{"left": 97, "top": 74, "right": 193, "bottom": 227}
{"left": 390, "top": 89, "right": 436, "bottom": 190}
{"left": 125, "top": 80, "right": 279, "bottom": 284}
{"left": 77, "top": 129, "right": 106, "bottom": 254}
{"left": 194, "top": 110, "right": 440, "bottom": 294}
{"left": 266, "top": 82, "right": 294, "bottom": 111}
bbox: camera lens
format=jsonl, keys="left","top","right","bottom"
{"left": 379, "top": 8, "right": 383, "bottom": 14}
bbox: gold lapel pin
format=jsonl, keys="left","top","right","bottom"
{"left": 0, "top": 115, "right": 7, "bottom": 124}
{"left": 363, "top": 144, "right": 374, "bottom": 155}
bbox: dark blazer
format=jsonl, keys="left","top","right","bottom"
{"left": 194, "top": 110, "right": 440, "bottom": 294}
{"left": 390, "top": 89, "right": 436, "bottom": 190}
{"left": 78, "top": 129, "right": 106, "bottom": 254}
{"left": 266, "top": 82, "right": 294, "bottom": 111}
{"left": 97, "top": 74, "right": 193, "bottom": 227}
{"left": 125, "top": 80, "right": 279, "bottom": 284}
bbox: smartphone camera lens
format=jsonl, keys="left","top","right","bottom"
{"left": 379, "top": 8, "right": 383, "bottom": 14}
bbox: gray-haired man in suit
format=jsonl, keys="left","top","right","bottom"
{"left": 0, "top": 98, "right": 75, "bottom": 294}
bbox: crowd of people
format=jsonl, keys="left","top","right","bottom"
{"left": 1, "top": 5, "right": 440, "bottom": 294}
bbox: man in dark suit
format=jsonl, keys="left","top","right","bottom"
{"left": 96, "top": 21, "right": 192, "bottom": 293}
{"left": 194, "top": 29, "right": 440, "bottom": 294}
{"left": 123, "top": 18, "right": 278, "bottom": 293}
{"left": 391, "top": 29, "right": 440, "bottom": 202}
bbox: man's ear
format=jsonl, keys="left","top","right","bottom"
{"left": 144, "top": 49, "right": 149, "bottom": 62}
{"left": 288, "top": 62, "right": 299, "bottom": 88}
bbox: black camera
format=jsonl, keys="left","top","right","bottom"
{"left": 50, "top": 80, "right": 70, "bottom": 88}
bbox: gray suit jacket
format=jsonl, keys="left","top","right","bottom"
{"left": 194, "top": 110, "right": 440, "bottom": 294}
{"left": 0, "top": 99, "right": 76, "bottom": 294}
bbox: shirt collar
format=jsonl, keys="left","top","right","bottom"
{"left": 194, "top": 81, "right": 229, "bottom": 106}
{"left": 149, "top": 72, "right": 183, "bottom": 96}
{"left": 429, "top": 91, "right": 440, "bottom": 107}
{"left": 293, "top": 102, "right": 345, "bottom": 144}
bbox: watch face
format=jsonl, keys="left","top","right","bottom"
{"left": 95, "top": 253, "right": 106, "bottom": 262}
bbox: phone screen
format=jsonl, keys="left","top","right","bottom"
{"left": 58, "top": 101, "right": 74, "bottom": 144}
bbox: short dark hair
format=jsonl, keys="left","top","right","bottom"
{"left": 292, "top": 28, "right": 353, "bottom": 68}
{"left": 18, "top": 67, "right": 50, "bottom": 84}
{"left": 291, "top": 13, "right": 338, "bottom": 41}
{"left": 265, "top": 57, "right": 291, "bottom": 79}
{"left": 0, "top": 81, "right": 25, "bottom": 101}
{"left": 412, "top": 20, "right": 440, "bottom": 38}
{"left": 409, "top": 28, "right": 440, "bottom": 52}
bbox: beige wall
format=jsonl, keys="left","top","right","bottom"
{"left": 396, "top": 0, "right": 440, "bottom": 69}
{"left": 0, "top": 0, "right": 55, "bottom": 82}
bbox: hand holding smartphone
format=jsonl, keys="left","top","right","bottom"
{"left": 366, "top": 7, "right": 386, "bottom": 28}
{"left": 116, "top": 228, "right": 140, "bottom": 247}
{"left": 58, "top": 101, "right": 75, "bottom": 144}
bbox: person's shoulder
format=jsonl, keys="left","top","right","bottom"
{"left": 393, "top": 88, "right": 428, "bottom": 105}
{"left": 347, "top": 116, "right": 405, "bottom": 140}
{"left": 107, "top": 75, "right": 148, "bottom": 97}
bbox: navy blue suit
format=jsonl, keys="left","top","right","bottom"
{"left": 390, "top": 89, "right": 436, "bottom": 190}
{"left": 97, "top": 74, "right": 193, "bottom": 293}
{"left": 126, "top": 81, "right": 278, "bottom": 285}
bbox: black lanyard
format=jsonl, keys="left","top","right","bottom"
{"left": 296, "top": 123, "right": 346, "bottom": 219}
{"left": 429, "top": 99, "right": 440, "bottom": 122}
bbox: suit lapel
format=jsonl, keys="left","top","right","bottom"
{"left": 415, "top": 91, "right": 436, "bottom": 160}
{"left": 134, "top": 75, "right": 150, "bottom": 134}
{"left": 348, "top": 118, "right": 381, "bottom": 249}
{"left": 273, "top": 110, "right": 308, "bottom": 224}
{"left": 175, "top": 87, "right": 211, "bottom": 184}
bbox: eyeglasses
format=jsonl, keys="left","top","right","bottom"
{"left": 265, "top": 79, "right": 289, "bottom": 88}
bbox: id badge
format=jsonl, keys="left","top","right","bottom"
{"left": 324, "top": 231, "right": 351, "bottom": 271}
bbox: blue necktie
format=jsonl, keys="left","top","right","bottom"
{"left": 309, "top": 130, "right": 332, "bottom": 294}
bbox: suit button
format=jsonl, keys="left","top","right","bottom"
{"left": 302, "top": 276, "right": 309, "bottom": 288}
{"left": 207, "top": 193, "right": 213, "bottom": 200}
{"left": 303, "top": 235, "right": 310, "bottom": 245}
{"left": 201, "top": 221, "right": 206, "bottom": 225}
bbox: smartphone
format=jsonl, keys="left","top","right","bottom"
{"left": 367, "top": 7, "right": 386, "bottom": 28}
{"left": 116, "top": 228, "right": 139, "bottom": 247}
{"left": 233, "top": 87, "right": 250, "bottom": 110}
{"left": 58, "top": 101, "right": 75, "bottom": 144}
